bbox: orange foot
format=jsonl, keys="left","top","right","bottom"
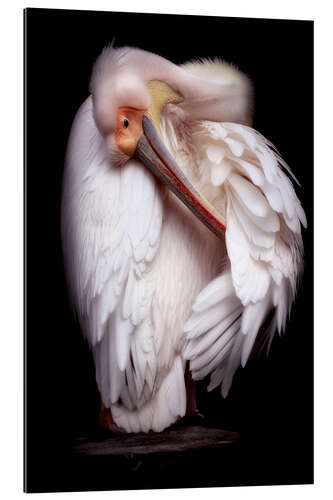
{"left": 99, "top": 403, "right": 127, "bottom": 434}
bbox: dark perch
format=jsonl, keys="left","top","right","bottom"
{"left": 70, "top": 422, "right": 241, "bottom": 491}
{"left": 73, "top": 423, "right": 239, "bottom": 456}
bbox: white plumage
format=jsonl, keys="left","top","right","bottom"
{"left": 62, "top": 46, "right": 306, "bottom": 433}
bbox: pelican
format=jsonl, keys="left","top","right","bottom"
{"left": 62, "top": 46, "right": 306, "bottom": 434}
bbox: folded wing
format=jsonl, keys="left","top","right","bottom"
{"left": 184, "top": 122, "right": 306, "bottom": 396}
{"left": 62, "top": 97, "right": 163, "bottom": 409}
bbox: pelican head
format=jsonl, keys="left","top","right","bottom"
{"left": 89, "top": 46, "right": 252, "bottom": 238}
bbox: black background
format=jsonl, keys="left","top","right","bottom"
{"left": 25, "top": 8, "right": 313, "bottom": 493}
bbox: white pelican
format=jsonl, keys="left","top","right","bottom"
{"left": 62, "top": 46, "right": 306, "bottom": 434}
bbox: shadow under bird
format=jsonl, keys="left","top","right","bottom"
{"left": 62, "top": 46, "right": 307, "bottom": 433}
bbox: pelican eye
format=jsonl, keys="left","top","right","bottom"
{"left": 122, "top": 118, "right": 130, "bottom": 129}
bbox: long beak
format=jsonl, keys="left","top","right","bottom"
{"left": 134, "top": 114, "right": 226, "bottom": 239}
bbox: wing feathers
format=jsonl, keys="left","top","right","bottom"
{"left": 62, "top": 97, "right": 163, "bottom": 410}
{"left": 184, "top": 120, "right": 306, "bottom": 398}
{"left": 228, "top": 173, "right": 271, "bottom": 218}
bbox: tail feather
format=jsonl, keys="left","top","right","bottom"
{"left": 111, "top": 355, "right": 186, "bottom": 433}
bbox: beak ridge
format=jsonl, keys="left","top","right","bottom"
{"left": 134, "top": 114, "right": 226, "bottom": 239}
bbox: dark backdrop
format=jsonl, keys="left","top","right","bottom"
{"left": 24, "top": 8, "right": 313, "bottom": 493}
